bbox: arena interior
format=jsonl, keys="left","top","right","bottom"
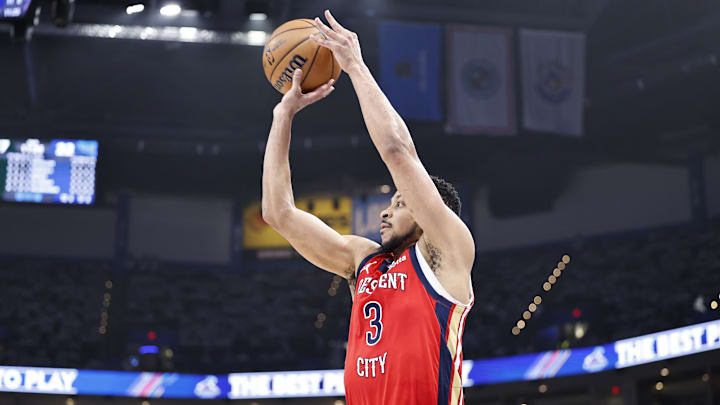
{"left": 0, "top": 0, "right": 719, "bottom": 404}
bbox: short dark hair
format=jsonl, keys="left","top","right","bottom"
{"left": 430, "top": 175, "right": 461, "bottom": 216}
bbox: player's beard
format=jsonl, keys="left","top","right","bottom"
{"left": 380, "top": 224, "right": 420, "bottom": 254}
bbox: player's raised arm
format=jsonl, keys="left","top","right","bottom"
{"left": 262, "top": 69, "right": 379, "bottom": 281}
{"left": 311, "top": 11, "right": 475, "bottom": 273}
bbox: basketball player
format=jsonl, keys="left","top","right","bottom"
{"left": 261, "top": 10, "right": 474, "bottom": 405}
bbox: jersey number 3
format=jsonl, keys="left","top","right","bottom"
{"left": 363, "top": 301, "right": 383, "bottom": 346}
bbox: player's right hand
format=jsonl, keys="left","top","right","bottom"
{"left": 274, "top": 69, "right": 335, "bottom": 116}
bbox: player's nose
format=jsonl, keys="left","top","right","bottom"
{"left": 380, "top": 207, "right": 391, "bottom": 219}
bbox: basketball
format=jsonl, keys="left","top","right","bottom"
{"left": 262, "top": 19, "right": 342, "bottom": 94}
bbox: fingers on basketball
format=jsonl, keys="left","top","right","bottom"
{"left": 262, "top": 19, "right": 342, "bottom": 94}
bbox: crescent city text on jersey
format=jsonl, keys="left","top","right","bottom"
{"left": 356, "top": 255, "right": 408, "bottom": 296}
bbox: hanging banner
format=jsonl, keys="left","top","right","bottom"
{"left": 378, "top": 21, "right": 442, "bottom": 121}
{"left": 447, "top": 26, "right": 516, "bottom": 135}
{"left": 520, "top": 29, "right": 585, "bottom": 136}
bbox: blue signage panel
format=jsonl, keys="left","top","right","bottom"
{"left": 0, "top": 320, "right": 718, "bottom": 398}
{"left": 352, "top": 194, "right": 391, "bottom": 243}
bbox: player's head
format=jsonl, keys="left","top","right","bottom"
{"left": 379, "top": 175, "right": 461, "bottom": 254}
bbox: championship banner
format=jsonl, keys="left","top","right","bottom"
{"left": 352, "top": 194, "right": 391, "bottom": 243}
{"left": 446, "top": 26, "right": 515, "bottom": 135}
{"left": 243, "top": 196, "right": 352, "bottom": 250}
{"left": 520, "top": 29, "right": 585, "bottom": 136}
{"left": 378, "top": 21, "right": 442, "bottom": 121}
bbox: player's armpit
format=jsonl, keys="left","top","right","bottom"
{"left": 383, "top": 147, "right": 475, "bottom": 272}
{"left": 264, "top": 207, "right": 379, "bottom": 279}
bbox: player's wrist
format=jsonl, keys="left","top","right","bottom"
{"left": 345, "top": 60, "right": 368, "bottom": 78}
{"left": 273, "top": 102, "right": 297, "bottom": 118}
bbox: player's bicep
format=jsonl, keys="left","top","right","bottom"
{"left": 273, "top": 208, "right": 379, "bottom": 278}
{"left": 384, "top": 149, "right": 474, "bottom": 265}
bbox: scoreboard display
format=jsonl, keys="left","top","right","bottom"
{"left": 0, "top": 138, "right": 98, "bottom": 205}
{"left": 0, "top": 0, "right": 33, "bottom": 18}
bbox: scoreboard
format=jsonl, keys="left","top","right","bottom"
{"left": 0, "top": 138, "right": 98, "bottom": 205}
{"left": 0, "top": 0, "right": 33, "bottom": 18}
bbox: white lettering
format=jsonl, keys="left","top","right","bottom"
{"left": 23, "top": 369, "right": 42, "bottom": 390}
{"left": 398, "top": 273, "right": 407, "bottom": 290}
{"left": 615, "top": 342, "right": 628, "bottom": 367}
{"left": 0, "top": 368, "right": 77, "bottom": 394}
{"left": 387, "top": 273, "right": 397, "bottom": 289}
{"left": 387, "top": 255, "right": 406, "bottom": 270}
{"left": 3, "top": 369, "right": 22, "bottom": 390}
{"left": 229, "top": 371, "right": 344, "bottom": 399}
{"left": 656, "top": 334, "right": 670, "bottom": 357}
{"left": 321, "top": 371, "right": 345, "bottom": 394}
{"left": 378, "top": 274, "right": 387, "bottom": 289}
{"left": 357, "top": 278, "right": 368, "bottom": 294}
{"left": 60, "top": 371, "right": 78, "bottom": 393}
{"left": 689, "top": 327, "right": 704, "bottom": 351}
{"left": 641, "top": 337, "right": 655, "bottom": 361}
{"left": 358, "top": 273, "right": 408, "bottom": 296}
{"left": 228, "top": 374, "right": 271, "bottom": 398}
{"left": 616, "top": 321, "right": 720, "bottom": 368}
{"left": 271, "top": 373, "right": 322, "bottom": 396}
{"left": 356, "top": 352, "right": 388, "bottom": 378}
{"left": 45, "top": 371, "right": 63, "bottom": 391}
{"left": 707, "top": 323, "right": 720, "bottom": 347}
{"left": 668, "top": 331, "right": 684, "bottom": 355}
{"left": 615, "top": 338, "right": 655, "bottom": 368}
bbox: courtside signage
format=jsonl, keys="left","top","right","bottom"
{"left": 614, "top": 319, "right": 720, "bottom": 368}
{"left": 0, "top": 320, "right": 717, "bottom": 398}
{"left": 228, "top": 370, "right": 345, "bottom": 398}
{"left": 0, "top": 366, "right": 78, "bottom": 394}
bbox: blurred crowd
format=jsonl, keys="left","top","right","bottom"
{"left": 0, "top": 260, "right": 110, "bottom": 369}
{"left": 465, "top": 220, "right": 720, "bottom": 358}
{"left": 0, "top": 220, "right": 718, "bottom": 373}
{"left": 123, "top": 260, "right": 350, "bottom": 373}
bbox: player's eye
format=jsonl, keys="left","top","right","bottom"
{"left": 396, "top": 201, "right": 404, "bottom": 208}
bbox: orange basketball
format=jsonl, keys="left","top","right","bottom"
{"left": 262, "top": 19, "right": 342, "bottom": 94}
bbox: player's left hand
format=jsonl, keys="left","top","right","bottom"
{"left": 311, "top": 10, "right": 365, "bottom": 74}
{"left": 274, "top": 68, "right": 335, "bottom": 116}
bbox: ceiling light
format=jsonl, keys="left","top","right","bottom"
{"left": 179, "top": 26, "right": 197, "bottom": 40}
{"left": 249, "top": 12, "right": 267, "bottom": 21}
{"left": 247, "top": 30, "right": 267, "bottom": 46}
{"left": 126, "top": 4, "right": 144, "bottom": 15}
{"left": 160, "top": 4, "right": 181, "bottom": 17}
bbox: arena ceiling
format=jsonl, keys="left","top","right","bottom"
{"left": 0, "top": 0, "right": 717, "bottom": 195}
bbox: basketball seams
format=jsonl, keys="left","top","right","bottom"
{"left": 268, "top": 37, "right": 311, "bottom": 81}
{"left": 266, "top": 26, "right": 314, "bottom": 45}
{"left": 264, "top": 19, "right": 336, "bottom": 93}
{"left": 300, "top": 45, "right": 322, "bottom": 87}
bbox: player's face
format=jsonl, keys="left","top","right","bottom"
{"left": 379, "top": 192, "right": 421, "bottom": 253}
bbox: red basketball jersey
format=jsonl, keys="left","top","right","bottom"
{"left": 344, "top": 244, "right": 474, "bottom": 405}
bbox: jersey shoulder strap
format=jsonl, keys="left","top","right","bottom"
{"left": 355, "top": 249, "right": 383, "bottom": 279}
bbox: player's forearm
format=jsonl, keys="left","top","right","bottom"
{"left": 262, "top": 108, "right": 296, "bottom": 224}
{"left": 347, "top": 63, "right": 416, "bottom": 159}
